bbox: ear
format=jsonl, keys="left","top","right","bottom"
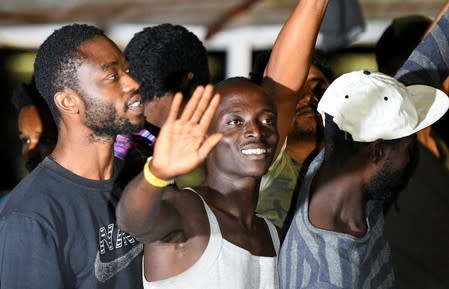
{"left": 370, "top": 139, "right": 386, "bottom": 163}
{"left": 54, "top": 90, "right": 80, "bottom": 115}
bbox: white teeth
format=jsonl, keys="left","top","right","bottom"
{"left": 241, "top": 148, "right": 270, "bottom": 155}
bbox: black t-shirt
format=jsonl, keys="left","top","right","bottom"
{"left": 385, "top": 143, "right": 449, "bottom": 289}
{"left": 0, "top": 157, "right": 143, "bottom": 289}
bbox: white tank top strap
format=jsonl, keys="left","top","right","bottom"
{"left": 144, "top": 187, "right": 280, "bottom": 289}
{"left": 142, "top": 187, "right": 224, "bottom": 289}
{"left": 183, "top": 187, "right": 222, "bottom": 237}
{"left": 184, "top": 187, "right": 280, "bottom": 255}
{"left": 256, "top": 214, "right": 280, "bottom": 255}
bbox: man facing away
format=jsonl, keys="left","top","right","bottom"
{"left": 114, "top": 23, "right": 210, "bottom": 190}
{"left": 279, "top": 70, "right": 449, "bottom": 289}
{"left": 0, "top": 24, "right": 145, "bottom": 289}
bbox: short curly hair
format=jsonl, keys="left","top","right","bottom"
{"left": 125, "top": 23, "right": 209, "bottom": 103}
{"left": 34, "top": 23, "right": 105, "bottom": 124}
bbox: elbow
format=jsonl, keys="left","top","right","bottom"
{"left": 115, "top": 197, "right": 158, "bottom": 240}
{"left": 116, "top": 202, "right": 135, "bottom": 235}
{"left": 116, "top": 206, "right": 155, "bottom": 243}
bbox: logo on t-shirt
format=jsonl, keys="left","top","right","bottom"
{"left": 95, "top": 243, "right": 143, "bottom": 282}
{"left": 94, "top": 223, "right": 143, "bottom": 282}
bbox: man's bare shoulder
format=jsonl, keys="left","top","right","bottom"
{"left": 161, "top": 186, "right": 204, "bottom": 206}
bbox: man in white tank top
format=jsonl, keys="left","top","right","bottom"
{"left": 116, "top": 1, "right": 329, "bottom": 288}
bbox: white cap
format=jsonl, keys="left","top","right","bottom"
{"left": 317, "top": 70, "right": 449, "bottom": 142}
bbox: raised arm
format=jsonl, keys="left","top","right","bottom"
{"left": 263, "top": 0, "right": 328, "bottom": 159}
{"left": 116, "top": 85, "right": 222, "bottom": 242}
{"left": 396, "top": 0, "right": 449, "bottom": 87}
{"left": 424, "top": 0, "right": 449, "bottom": 37}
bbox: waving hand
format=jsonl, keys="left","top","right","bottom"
{"left": 150, "top": 84, "right": 222, "bottom": 180}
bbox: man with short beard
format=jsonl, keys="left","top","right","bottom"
{"left": 0, "top": 24, "right": 145, "bottom": 288}
{"left": 252, "top": 50, "right": 334, "bottom": 231}
{"left": 279, "top": 70, "right": 449, "bottom": 289}
{"left": 286, "top": 52, "right": 333, "bottom": 165}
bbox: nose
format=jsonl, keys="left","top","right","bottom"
{"left": 244, "top": 120, "right": 264, "bottom": 139}
{"left": 299, "top": 85, "right": 319, "bottom": 106}
{"left": 123, "top": 72, "right": 141, "bottom": 94}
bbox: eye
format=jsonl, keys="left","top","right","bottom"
{"left": 227, "top": 119, "right": 243, "bottom": 126}
{"left": 106, "top": 73, "right": 119, "bottom": 80}
{"left": 260, "top": 112, "right": 276, "bottom": 126}
{"left": 262, "top": 118, "right": 275, "bottom": 125}
{"left": 20, "top": 137, "right": 31, "bottom": 146}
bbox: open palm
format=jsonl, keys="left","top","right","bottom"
{"left": 150, "top": 85, "right": 223, "bottom": 180}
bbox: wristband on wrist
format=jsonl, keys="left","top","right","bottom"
{"left": 143, "top": 157, "right": 172, "bottom": 187}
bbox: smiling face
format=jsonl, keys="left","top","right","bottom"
{"left": 207, "top": 78, "right": 278, "bottom": 179}
{"left": 75, "top": 36, "right": 145, "bottom": 139}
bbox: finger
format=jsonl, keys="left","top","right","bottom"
{"left": 166, "top": 92, "right": 183, "bottom": 123}
{"left": 179, "top": 85, "right": 204, "bottom": 122}
{"left": 198, "top": 133, "right": 223, "bottom": 160}
{"left": 199, "top": 92, "right": 221, "bottom": 129}
{"left": 190, "top": 84, "right": 215, "bottom": 124}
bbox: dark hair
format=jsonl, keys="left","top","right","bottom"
{"left": 125, "top": 23, "right": 210, "bottom": 103}
{"left": 11, "top": 76, "right": 47, "bottom": 112}
{"left": 34, "top": 24, "right": 105, "bottom": 124}
{"left": 11, "top": 76, "right": 58, "bottom": 138}
{"left": 375, "top": 15, "right": 432, "bottom": 76}
{"left": 311, "top": 49, "right": 335, "bottom": 83}
{"left": 322, "top": 113, "right": 364, "bottom": 165}
{"left": 250, "top": 49, "right": 334, "bottom": 85}
{"left": 249, "top": 51, "right": 270, "bottom": 85}
{"left": 323, "top": 113, "right": 402, "bottom": 164}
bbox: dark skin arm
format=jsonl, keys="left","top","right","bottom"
{"left": 117, "top": 0, "right": 329, "bottom": 279}
{"left": 263, "top": 0, "right": 329, "bottom": 160}
{"left": 116, "top": 85, "right": 222, "bottom": 242}
{"left": 117, "top": 0, "right": 330, "bottom": 240}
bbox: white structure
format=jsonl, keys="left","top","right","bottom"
{"left": 0, "top": 20, "right": 390, "bottom": 77}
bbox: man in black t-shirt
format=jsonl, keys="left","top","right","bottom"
{"left": 0, "top": 24, "right": 145, "bottom": 289}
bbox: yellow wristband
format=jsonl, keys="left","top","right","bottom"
{"left": 143, "top": 157, "right": 172, "bottom": 187}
